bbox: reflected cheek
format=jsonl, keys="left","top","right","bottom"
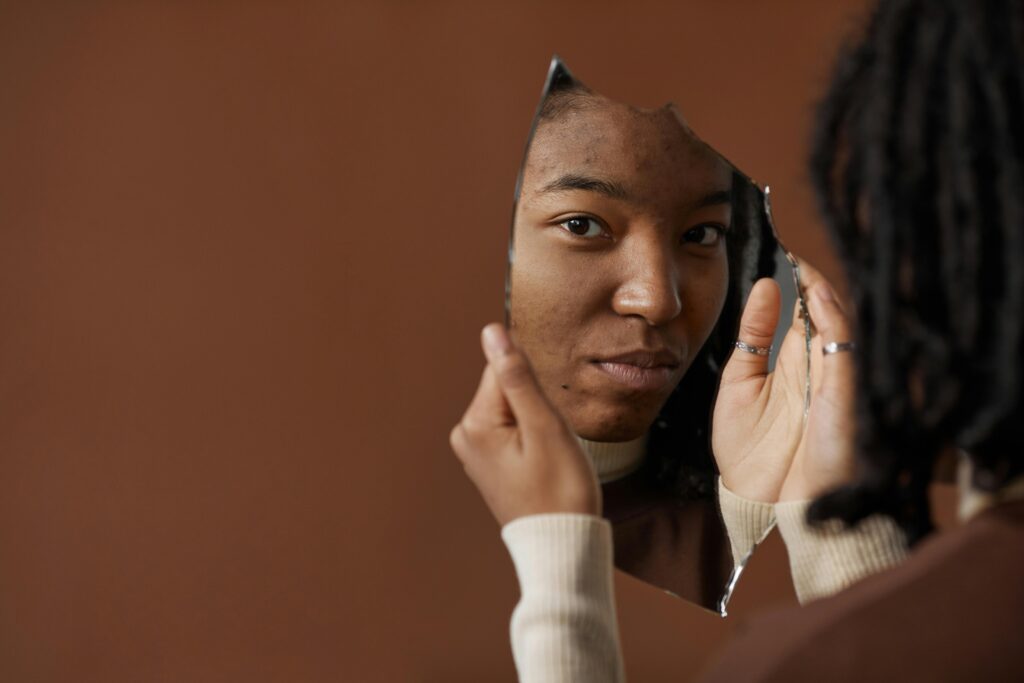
{"left": 680, "top": 261, "right": 729, "bottom": 339}
{"left": 508, "top": 260, "right": 599, "bottom": 385}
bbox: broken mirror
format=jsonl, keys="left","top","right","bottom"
{"left": 505, "top": 57, "right": 811, "bottom": 615}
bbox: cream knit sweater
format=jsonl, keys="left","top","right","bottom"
{"left": 501, "top": 439, "right": 911, "bottom": 683}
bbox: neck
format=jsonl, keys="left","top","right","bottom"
{"left": 576, "top": 433, "right": 648, "bottom": 484}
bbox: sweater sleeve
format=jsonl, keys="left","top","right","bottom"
{"left": 775, "top": 500, "right": 909, "bottom": 604}
{"left": 500, "top": 514, "right": 625, "bottom": 683}
{"left": 717, "top": 477, "right": 777, "bottom": 568}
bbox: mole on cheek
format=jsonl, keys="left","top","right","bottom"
{"left": 561, "top": 384, "right": 570, "bottom": 389}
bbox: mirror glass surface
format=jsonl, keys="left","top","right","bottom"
{"left": 506, "top": 57, "right": 810, "bottom": 614}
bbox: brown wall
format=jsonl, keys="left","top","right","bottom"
{"left": 0, "top": 2, "right": 903, "bottom": 681}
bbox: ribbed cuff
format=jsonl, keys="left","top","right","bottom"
{"left": 717, "top": 477, "right": 776, "bottom": 567}
{"left": 501, "top": 514, "right": 624, "bottom": 683}
{"left": 502, "top": 514, "right": 615, "bottom": 598}
{"left": 776, "top": 500, "right": 909, "bottom": 604}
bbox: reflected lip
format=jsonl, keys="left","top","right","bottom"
{"left": 589, "top": 349, "right": 681, "bottom": 391}
{"left": 593, "top": 349, "right": 681, "bottom": 368}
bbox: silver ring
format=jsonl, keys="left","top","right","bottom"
{"left": 822, "top": 341, "right": 857, "bottom": 356}
{"left": 734, "top": 340, "right": 772, "bottom": 356}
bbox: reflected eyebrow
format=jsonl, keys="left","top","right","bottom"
{"left": 540, "top": 173, "right": 630, "bottom": 200}
{"left": 693, "top": 189, "right": 733, "bottom": 209}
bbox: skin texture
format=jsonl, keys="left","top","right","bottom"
{"left": 509, "top": 94, "right": 733, "bottom": 442}
{"left": 451, "top": 264, "right": 856, "bottom": 525}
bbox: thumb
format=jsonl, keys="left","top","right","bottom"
{"left": 480, "top": 323, "right": 561, "bottom": 434}
{"left": 720, "top": 278, "right": 781, "bottom": 387}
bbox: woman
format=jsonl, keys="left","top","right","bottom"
{"left": 451, "top": 0, "right": 1024, "bottom": 679}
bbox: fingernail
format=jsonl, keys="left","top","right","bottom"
{"left": 482, "top": 325, "right": 511, "bottom": 358}
{"left": 815, "top": 285, "right": 834, "bottom": 303}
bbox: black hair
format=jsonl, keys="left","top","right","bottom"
{"left": 807, "top": 0, "right": 1024, "bottom": 542}
{"left": 537, "top": 76, "right": 594, "bottom": 122}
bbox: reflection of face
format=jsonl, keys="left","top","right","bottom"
{"left": 510, "top": 94, "right": 732, "bottom": 442}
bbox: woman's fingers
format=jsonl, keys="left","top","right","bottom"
{"left": 479, "top": 323, "right": 560, "bottom": 435}
{"left": 720, "top": 278, "right": 781, "bottom": 388}
{"left": 459, "top": 363, "right": 511, "bottom": 430}
{"left": 453, "top": 324, "right": 559, "bottom": 468}
{"left": 806, "top": 282, "right": 855, "bottom": 401}
{"left": 451, "top": 362, "right": 508, "bottom": 474}
{"left": 795, "top": 257, "right": 848, "bottom": 317}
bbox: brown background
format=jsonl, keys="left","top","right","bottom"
{"left": 0, "top": 2, "right": 952, "bottom": 681}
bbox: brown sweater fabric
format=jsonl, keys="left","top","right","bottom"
{"left": 697, "top": 498, "right": 1024, "bottom": 682}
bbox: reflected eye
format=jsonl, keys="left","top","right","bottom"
{"left": 559, "top": 216, "right": 605, "bottom": 238}
{"left": 682, "top": 224, "right": 725, "bottom": 247}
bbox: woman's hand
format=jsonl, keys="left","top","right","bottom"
{"left": 778, "top": 274, "right": 857, "bottom": 502}
{"left": 449, "top": 324, "right": 601, "bottom": 526}
{"left": 711, "top": 260, "right": 857, "bottom": 503}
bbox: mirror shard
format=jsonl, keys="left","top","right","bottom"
{"left": 507, "top": 57, "right": 810, "bottom": 613}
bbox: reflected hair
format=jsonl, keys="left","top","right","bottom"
{"left": 808, "top": 0, "right": 1024, "bottom": 542}
{"left": 538, "top": 77, "right": 596, "bottom": 122}
{"left": 644, "top": 172, "right": 775, "bottom": 499}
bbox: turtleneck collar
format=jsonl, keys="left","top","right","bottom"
{"left": 576, "top": 433, "right": 648, "bottom": 484}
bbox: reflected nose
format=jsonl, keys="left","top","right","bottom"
{"left": 610, "top": 235, "right": 682, "bottom": 325}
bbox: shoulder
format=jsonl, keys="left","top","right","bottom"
{"left": 698, "top": 501, "right": 1024, "bottom": 683}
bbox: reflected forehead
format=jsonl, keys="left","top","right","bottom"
{"left": 524, "top": 99, "right": 730, "bottom": 196}
{"left": 538, "top": 172, "right": 733, "bottom": 210}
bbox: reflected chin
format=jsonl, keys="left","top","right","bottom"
{"left": 568, "top": 404, "right": 658, "bottom": 442}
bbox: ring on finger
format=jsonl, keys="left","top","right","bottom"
{"left": 822, "top": 341, "right": 857, "bottom": 356}
{"left": 735, "top": 340, "right": 772, "bottom": 356}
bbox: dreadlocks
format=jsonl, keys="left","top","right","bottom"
{"left": 807, "top": 0, "right": 1024, "bottom": 543}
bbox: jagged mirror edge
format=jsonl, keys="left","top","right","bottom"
{"left": 763, "top": 186, "right": 813, "bottom": 419}
{"left": 504, "top": 55, "right": 576, "bottom": 326}
{"left": 716, "top": 185, "right": 811, "bottom": 617}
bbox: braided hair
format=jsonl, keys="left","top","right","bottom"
{"left": 807, "top": 0, "right": 1024, "bottom": 542}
